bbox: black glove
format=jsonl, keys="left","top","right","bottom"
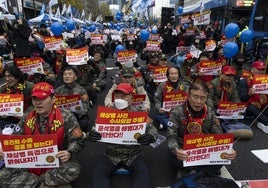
{"left": 137, "top": 134, "right": 154, "bottom": 145}
{"left": 88, "top": 130, "right": 102, "bottom": 142}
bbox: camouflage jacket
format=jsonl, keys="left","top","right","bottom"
{"left": 207, "top": 77, "right": 241, "bottom": 111}
{"left": 167, "top": 102, "right": 222, "bottom": 154}
{"left": 154, "top": 79, "right": 189, "bottom": 110}
{"left": 104, "top": 120, "right": 158, "bottom": 165}
{"left": 16, "top": 108, "right": 84, "bottom": 156}
{"left": 55, "top": 83, "right": 89, "bottom": 117}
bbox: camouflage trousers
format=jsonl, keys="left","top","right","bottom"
{"left": 0, "top": 159, "right": 81, "bottom": 188}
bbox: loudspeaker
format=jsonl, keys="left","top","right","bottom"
{"left": 161, "top": 7, "right": 174, "bottom": 28}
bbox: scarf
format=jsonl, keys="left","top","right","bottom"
{"left": 23, "top": 105, "right": 64, "bottom": 176}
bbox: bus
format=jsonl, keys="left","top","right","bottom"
{"left": 248, "top": 0, "right": 268, "bottom": 60}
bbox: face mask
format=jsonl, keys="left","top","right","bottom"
{"left": 114, "top": 99, "right": 129, "bottom": 110}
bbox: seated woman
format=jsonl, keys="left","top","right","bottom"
{"left": 0, "top": 66, "right": 34, "bottom": 130}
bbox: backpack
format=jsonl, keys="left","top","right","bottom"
{"left": 221, "top": 121, "right": 253, "bottom": 140}
{"left": 171, "top": 171, "right": 239, "bottom": 188}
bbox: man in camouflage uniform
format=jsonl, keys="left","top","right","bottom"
{"left": 207, "top": 65, "right": 241, "bottom": 112}
{"left": 89, "top": 83, "right": 158, "bottom": 188}
{"left": 0, "top": 82, "right": 84, "bottom": 187}
{"left": 167, "top": 82, "right": 236, "bottom": 177}
{"left": 55, "top": 66, "right": 90, "bottom": 132}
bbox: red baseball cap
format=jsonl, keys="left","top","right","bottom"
{"left": 114, "top": 83, "right": 134, "bottom": 95}
{"left": 252, "top": 61, "right": 266, "bottom": 70}
{"left": 32, "top": 82, "right": 55, "bottom": 99}
{"left": 221, "top": 66, "right": 236, "bottom": 75}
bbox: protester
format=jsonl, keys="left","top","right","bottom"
{"left": 0, "top": 82, "right": 84, "bottom": 187}
{"left": 89, "top": 83, "right": 157, "bottom": 188}
{"left": 0, "top": 66, "right": 33, "bottom": 130}
{"left": 105, "top": 66, "right": 150, "bottom": 112}
{"left": 55, "top": 66, "right": 90, "bottom": 132}
{"left": 167, "top": 81, "right": 236, "bottom": 177}
{"left": 238, "top": 61, "right": 268, "bottom": 134}
{"left": 207, "top": 65, "right": 241, "bottom": 111}
{"left": 154, "top": 66, "right": 189, "bottom": 129}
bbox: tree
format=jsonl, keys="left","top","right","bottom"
{"left": 99, "top": 3, "right": 112, "bottom": 18}
{"left": 59, "top": 0, "right": 83, "bottom": 11}
{"left": 87, "top": 0, "right": 99, "bottom": 21}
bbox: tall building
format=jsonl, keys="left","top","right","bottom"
{"left": 153, "top": 0, "right": 170, "bottom": 18}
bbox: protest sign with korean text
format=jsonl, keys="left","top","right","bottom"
{"left": 117, "top": 50, "right": 137, "bottom": 64}
{"left": 66, "top": 47, "right": 88, "bottom": 65}
{"left": 44, "top": 36, "right": 64, "bottom": 51}
{"left": 183, "top": 134, "right": 234, "bottom": 167}
{"left": 163, "top": 91, "right": 188, "bottom": 112}
{"left": 146, "top": 41, "right": 161, "bottom": 51}
{"left": 204, "top": 39, "right": 216, "bottom": 52}
{"left": 132, "top": 94, "right": 146, "bottom": 111}
{"left": 95, "top": 106, "right": 147, "bottom": 145}
{"left": 153, "top": 67, "right": 168, "bottom": 83}
{"left": 216, "top": 101, "right": 247, "bottom": 119}
{"left": 90, "top": 34, "right": 104, "bottom": 45}
{"left": 55, "top": 94, "right": 84, "bottom": 113}
{"left": 0, "top": 94, "right": 24, "bottom": 116}
{"left": 199, "top": 60, "right": 222, "bottom": 75}
{"left": 14, "top": 57, "right": 44, "bottom": 75}
{"left": 127, "top": 34, "right": 135, "bottom": 41}
{"left": 193, "top": 10, "right": 211, "bottom": 26}
{"left": 252, "top": 74, "right": 268, "bottom": 94}
{"left": 149, "top": 34, "right": 160, "bottom": 41}
{"left": 0, "top": 134, "right": 59, "bottom": 168}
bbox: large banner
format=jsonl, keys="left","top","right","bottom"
{"left": 183, "top": 134, "right": 234, "bottom": 167}
{"left": 193, "top": 10, "right": 211, "bottom": 26}
{"left": 0, "top": 94, "right": 24, "bottom": 116}
{"left": 66, "top": 47, "right": 88, "bottom": 65}
{"left": 216, "top": 101, "right": 247, "bottom": 119}
{"left": 15, "top": 57, "right": 44, "bottom": 75}
{"left": 95, "top": 106, "right": 147, "bottom": 145}
{"left": 0, "top": 134, "right": 59, "bottom": 168}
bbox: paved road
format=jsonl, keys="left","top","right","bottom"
{"left": 71, "top": 56, "right": 268, "bottom": 188}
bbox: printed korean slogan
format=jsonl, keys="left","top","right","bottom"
{"left": 0, "top": 134, "right": 59, "bottom": 168}
{"left": 183, "top": 134, "right": 234, "bottom": 167}
{"left": 95, "top": 106, "right": 147, "bottom": 145}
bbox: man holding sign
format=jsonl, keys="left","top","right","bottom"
{"left": 167, "top": 82, "right": 236, "bottom": 177}
{"left": 0, "top": 82, "right": 84, "bottom": 187}
{"left": 238, "top": 61, "right": 268, "bottom": 134}
{"left": 89, "top": 83, "right": 158, "bottom": 188}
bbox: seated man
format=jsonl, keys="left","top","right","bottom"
{"left": 0, "top": 82, "right": 84, "bottom": 187}
{"left": 89, "top": 83, "right": 158, "bottom": 188}
{"left": 238, "top": 61, "right": 268, "bottom": 134}
{"left": 105, "top": 65, "right": 150, "bottom": 112}
{"left": 55, "top": 66, "right": 90, "bottom": 132}
{"left": 207, "top": 65, "right": 241, "bottom": 112}
{"left": 167, "top": 82, "right": 236, "bottom": 177}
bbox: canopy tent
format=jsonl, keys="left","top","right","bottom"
{"left": 28, "top": 13, "right": 60, "bottom": 23}
{"left": 0, "top": 13, "right": 16, "bottom": 20}
{"left": 73, "top": 18, "right": 86, "bottom": 24}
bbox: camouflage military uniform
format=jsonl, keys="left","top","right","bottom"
{"left": 154, "top": 79, "right": 189, "bottom": 128}
{"left": 55, "top": 82, "right": 89, "bottom": 118}
{"left": 167, "top": 102, "right": 222, "bottom": 153}
{"left": 92, "top": 60, "right": 107, "bottom": 90}
{"left": 0, "top": 108, "right": 84, "bottom": 187}
{"left": 207, "top": 77, "right": 241, "bottom": 112}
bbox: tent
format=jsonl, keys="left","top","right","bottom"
{"left": 28, "top": 13, "right": 59, "bottom": 23}
{"left": 0, "top": 13, "right": 16, "bottom": 20}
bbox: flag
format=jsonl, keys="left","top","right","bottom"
{"left": 55, "top": 7, "right": 61, "bottom": 18}
{"left": 49, "top": 0, "right": 58, "bottom": 7}
{"left": 39, "top": 3, "right": 45, "bottom": 15}
{"left": 66, "top": 4, "right": 72, "bottom": 19}
{"left": 49, "top": 6, "right": 53, "bottom": 18}
{"left": 0, "top": 0, "right": 8, "bottom": 12}
{"left": 61, "top": 4, "right": 66, "bottom": 15}
{"left": 88, "top": 13, "right": 92, "bottom": 21}
{"left": 81, "top": 10, "right": 85, "bottom": 19}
